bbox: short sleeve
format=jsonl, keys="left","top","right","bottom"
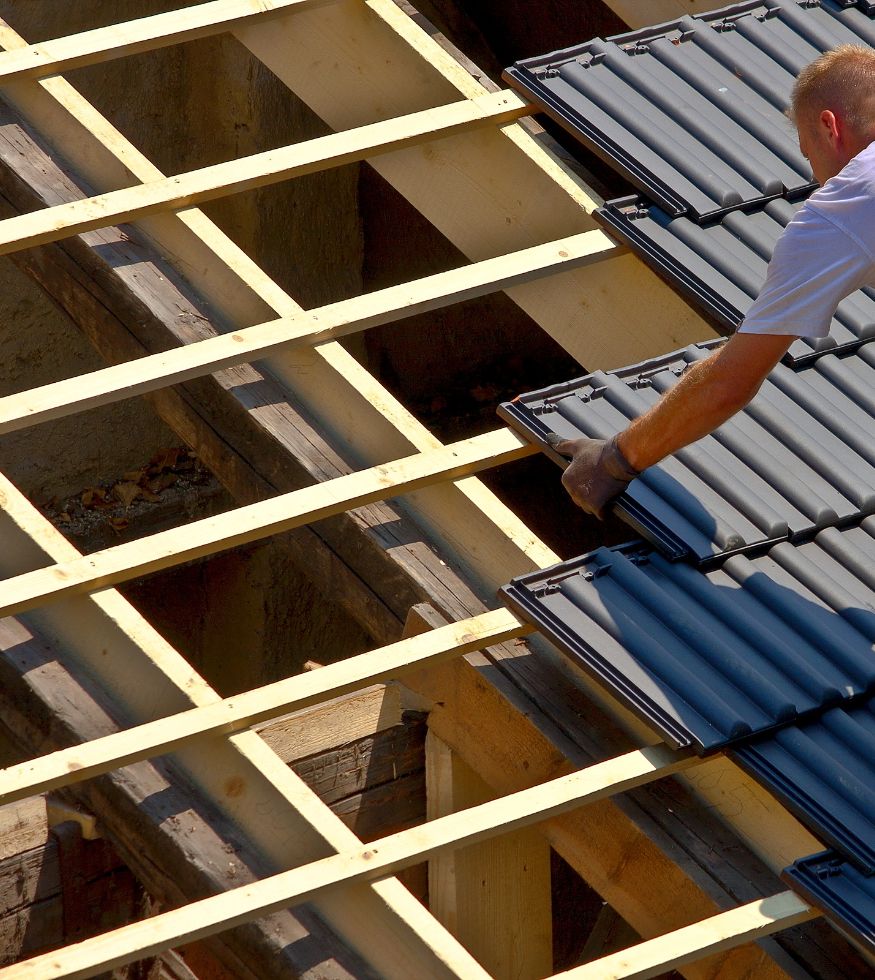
{"left": 738, "top": 205, "right": 872, "bottom": 339}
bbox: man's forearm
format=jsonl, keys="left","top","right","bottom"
{"left": 554, "top": 333, "right": 794, "bottom": 519}
{"left": 616, "top": 355, "right": 748, "bottom": 470}
{"left": 615, "top": 333, "right": 794, "bottom": 471}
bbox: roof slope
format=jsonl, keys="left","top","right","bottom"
{"left": 597, "top": 197, "right": 875, "bottom": 364}
{"left": 501, "top": 340, "right": 875, "bottom": 957}
{"left": 501, "top": 342, "right": 875, "bottom": 564}
{"left": 503, "top": 0, "right": 875, "bottom": 960}
{"left": 504, "top": 0, "right": 874, "bottom": 219}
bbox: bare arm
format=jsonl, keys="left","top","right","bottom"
{"left": 553, "top": 332, "right": 795, "bottom": 518}
{"left": 616, "top": 332, "right": 795, "bottom": 470}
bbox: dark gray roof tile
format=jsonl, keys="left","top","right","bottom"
{"left": 735, "top": 696, "right": 875, "bottom": 871}
{"left": 596, "top": 197, "right": 875, "bottom": 366}
{"left": 499, "top": 534, "right": 875, "bottom": 754}
{"left": 499, "top": 345, "right": 875, "bottom": 564}
{"left": 783, "top": 852, "right": 875, "bottom": 955}
{"left": 504, "top": 0, "right": 875, "bottom": 219}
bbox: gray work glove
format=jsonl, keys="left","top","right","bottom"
{"left": 547, "top": 433, "right": 639, "bottom": 520}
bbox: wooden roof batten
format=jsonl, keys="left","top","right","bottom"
{"left": 0, "top": 1, "right": 856, "bottom": 978}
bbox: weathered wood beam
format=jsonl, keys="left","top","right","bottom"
{"left": 0, "top": 820, "right": 141, "bottom": 966}
{"left": 0, "top": 90, "right": 531, "bottom": 257}
{"left": 2, "top": 746, "right": 693, "bottom": 980}
{"left": 601, "top": 1, "right": 725, "bottom": 30}
{"left": 256, "top": 683, "right": 404, "bottom": 763}
{"left": 559, "top": 892, "right": 817, "bottom": 980}
{"left": 0, "top": 609, "right": 526, "bottom": 805}
{"left": 0, "top": 229, "right": 615, "bottom": 436}
{"left": 235, "top": 0, "right": 715, "bottom": 369}
{"left": 292, "top": 709, "right": 428, "bottom": 842}
{"left": 0, "top": 429, "right": 532, "bottom": 619}
{"left": 0, "top": 0, "right": 326, "bottom": 83}
{"left": 0, "top": 798, "right": 46, "bottom": 860}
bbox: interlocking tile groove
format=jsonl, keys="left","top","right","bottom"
{"left": 596, "top": 197, "right": 875, "bottom": 366}
{"left": 499, "top": 343, "right": 875, "bottom": 564}
{"left": 499, "top": 534, "right": 875, "bottom": 754}
{"left": 725, "top": 525, "right": 875, "bottom": 871}
{"left": 504, "top": 0, "right": 875, "bottom": 221}
{"left": 735, "top": 700, "right": 875, "bottom": 872}
{"left": 783, "top": 852, "right": 875, "bottom": 955}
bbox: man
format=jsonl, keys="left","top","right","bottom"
{"left": 554, "top": 44, "right": 875, "bottom": 519}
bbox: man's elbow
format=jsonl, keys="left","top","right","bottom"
{"left": 709, "top": 374, "right": 762, "bottom": 419}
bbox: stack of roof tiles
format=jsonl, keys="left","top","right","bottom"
{"left": 501, "top": 0, "right": 875, "bottom": 955}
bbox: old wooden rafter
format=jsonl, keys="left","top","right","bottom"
{"left": 0, "top": 229, "right": 615, "bottom": 435}
{"left": 0, "top": 609, "right": 527, "bottom": 805}
{"left": 0, "top": 745, "right": 694, "bottom": 980}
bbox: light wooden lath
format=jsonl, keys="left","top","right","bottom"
{"left": 0, "top": 1, "right": 825, "bottom": 978}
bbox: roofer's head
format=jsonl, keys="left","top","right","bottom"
{"left": 791, "top": 44, "right": 875, "bottom": 185}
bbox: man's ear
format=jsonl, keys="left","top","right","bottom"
{"left": 820, "top": 108, "right": 841, "bottom": 144}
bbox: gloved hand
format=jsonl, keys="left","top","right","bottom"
{"left": 547, "top": 433, "right": 639, "bottom": 520}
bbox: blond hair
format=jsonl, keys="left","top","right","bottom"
{"left": 791, "top": 45, "right": 875, "bottom": 137}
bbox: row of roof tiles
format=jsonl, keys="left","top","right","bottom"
{"left": 505, "top": 0, "right": 875, "bottom": 220}
{"left": 596, "top": 196, "right": 875, "bottom": 363}
{"left": 500, "top": 342, "right": 875, "bottom": 564}
{"left": 500, "top": 525, "right": 875, "bottom": 756}
{"left": 501, "top": 0, "right": 875, "bottom": 956}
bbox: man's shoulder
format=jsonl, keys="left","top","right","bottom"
{"left": 803, "top": 142, "right": 875, "bottom": 250}
{"left": 825, "top": 140, "right": 875, "bottom": 192}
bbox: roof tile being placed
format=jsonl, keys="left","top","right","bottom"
{"left": 595, "top": 196, "right": 875, "bottom": 367}
{"left": 499, "top": 534, "right": 875, "bottom": 755}
{"left": 783, "top": 852, "right": 875, "bottom": 956}
{"left": 504, "top": 0, "right": 875, "bottom": 220}
{"left": 499, "top": 343, "right": 875, "bottom": 565}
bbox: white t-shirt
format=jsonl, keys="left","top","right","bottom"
{"left": 738, "top": 140, "right": 875, "bottom": 339}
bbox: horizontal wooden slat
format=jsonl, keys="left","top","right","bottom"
{"left": 0, "top": 608, "right": 527, "bottom": 806}
{"left": 0, "top": 0, "right": 326, "bottom": 83}
{"left": 0, "top": 89, "right": 529, "bottom": 257}
{"left": 0, "top": 745, "right": 695, "bottom": 980}
{"left": 0, "top": 427, "right": 533, "bottom": 619}
{"left": 0, "top": 229, "right": 616, "bottom": 435}
{"left": 558, "top": 891, "right": 817, "bottom": 980}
